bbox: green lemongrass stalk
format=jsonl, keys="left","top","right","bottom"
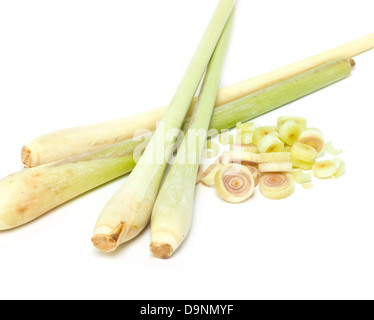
{"left": 92, "top": 0, "right": 236, "bottom": 252}
{"left": 0, "top": 140, "right": 139, "bottom": 230}
{"left": 185, "top": 58, "right": 354, "bottom": 134}
{"left": 21, "top": 33, "right": 374, "bottom": 168}
{"left": 150, "top": 9, "right": 234, "bottom": 259}
{"left": 0, "top": 58, "right": 353, "bottom": 230}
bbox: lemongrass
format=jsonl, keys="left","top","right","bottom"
{"left": 298, "top": 128, "right": 325, "bottom": 156}
{"left": 259, "top": 152, "right": 291, "bottom": 163}
{"left": 243, "top": 164, "right": 260, "bottom": 186}
{"left": 325, "top": 141, "right": 343, "bottom": 156}
{"left": 252, "top": 126, "right": 277, "bottom": 145}
{"left": 258, "top": 162, "right": 293, "bottom": 173}
{"left": 149, "top": 10, "right": 234, "bottom": 259}
{"left": 277, "top": 116, "right": 307, "bottom": 130}
{"left": 196, "top": 164, "right": 204, "bottom": 185}
{"left": 92, "top": 0, "right": 236, "bottom": 252}
{"left": 278, "top": 120, "right": 303, "bottom": 146}
{"left": 312, "top": 160, "right": 338, "bottom": 179}
{"left": 290, "top": 142, "right": 318, "bottom": 163}
{"left": 259, "top": 173, "right": 295, "bottom": 200}
{"left": 214, "top": 164, "right": 255, "bottom": 203}
{"left": 1, "top": 59, "right": 353, "bottom": 230}
{"left": 22, "top": 33, "right": 374, "bottom": 167}
{"left": 0, "top": 140, "right": 139, "bottom": 230}
{"left": 292, "top": 169, "right": 312, "bottom": 184}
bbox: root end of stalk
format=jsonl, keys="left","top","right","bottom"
{"left": 21, "top": 146, "right": 32, "bottom": 168}
{"left": 92, "top": 234, "right": 118, "bottom": 252}
{"left": 150, "top": 242, "right": 174, "bottom": 259}
{"left": 349, "top": 59, "right": 356, "bottom": 68}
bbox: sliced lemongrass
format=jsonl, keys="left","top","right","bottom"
{"left": 219, "top": 132, "right": 234, "bottom": 145}
{"left": 93, "top": 0, "right": 236, "bottom": 252}
{"left": 277, "top": 116, "right": 307, "bottom": 130}
{"left": 292, "top": 169, "right": 312, "bottom": 184}
{"left": 312, "top": 160, "right": 338, "bottom": 179}
{"left": 298, "top": 128, "right": 325, "bottom": 157}
{"left": 257, "top": 134, "right": 284, "bottom": 153}
{"left": 258, "top": 162, "right": 293, "bottom": 173}
{"left": 331, "top": 158, "right": 346, "bottom": 179}
{"left": 325, "top": 141, "right": 343, "bottom": 156}
{"left": 283, "top": 145, "right": 292, "bottom": 152}
{"left": 291, "top": 142, "right": 318, "bottom": 163}
{"left": 259, "top": 173, "right": 295, "bottom": 200}
{"left": 214, "top": 164, "right": 255, "bottom": 203}
{"left": 302, "top": 183, "right": 314, "bottom": 189}
{"left": 229, "top": 150, "right": 260, "bottom": 166}
{"left": 230, "top": 143, "right": 258, "bottom": 154}
{"left": 279, "top": 120, "right": 303, "bottom": 146}
{"left": 202, "top": 163, "right": 223, "bottom": 186}
{"left": 196, "top": 165, "right": 204, "bottom": 184}
{"left": 259, "top": 152, "right": 291, "bottom": 163}
{"left": 291, "top": 156, "right": 315, "bottom": 170}
{"left": 252, "top": 126, "right": 277, "bottom": 145}
{"left": 242, "top": 165, "right": 260, "bottom": 186}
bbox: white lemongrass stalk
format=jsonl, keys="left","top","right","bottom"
{"left": 0, "top": 140, "right": 139, "bottom": 230}
{"left": 22, "top": 33, "right": 374, "bottom": 167}
{"left": 0, "top": 58, "right": 353, "bottom": 230}
{"left": 150, "top": 9, "right": 235, "bottom": 259}
{"left": 92, "top": 0, "right": 236, "bottom": 252}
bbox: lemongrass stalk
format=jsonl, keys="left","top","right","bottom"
{"left": 150, "top": 9, "right": 234, "bottom": 259}
{"left": 92, "top": 0, "right": 236, "bottom": 252}
{"left": 0, "top": 140, "right": 139, "bottom": 230}
{"left": 0, "top": 58, "right": 353, "bottom": 230}
{"left": 205, "top": 58, "right": 353, "bottom": 133}
{"left": 21, "top": 33, "right": 374, "bottom": 168}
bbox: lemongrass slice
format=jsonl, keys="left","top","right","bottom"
{"left": 291, "top": 156, "right": 315, "bottom": 170}
{"left": 292, "top": 169, "right": 312, "bottom": 184}
{"left": 196, "top": 164, "right": 204, "bottom": 184}
{"left": 258, "top": 162, "right": 293, "bottom": 173}
{"left": 214, "top": 164, "right": 255, "bottom": 203}
{"left": 201, "top": 163, "right": 222, "bottom": 186}
{"left": 325, "top": 141, "right": 343, "bottom": 156}
{"left": 230, "top": 143, "right": 258, "bottom": 154}
{"left": 259, "top": 152, "right": 291, "bottom": 163}
{"left": 229, "top": 150, "right": 260, "bottom": 165}
{"left": 298, "top": 128, "right": 325, "bottom": 156}
{"left": 257, "top": 134, "right": 284, "bottom": 153}
{"left": 312, "top": 160, "right": 338, "bottom": 179}
{"left": 243, "top": 165, "right": 260, "bottom": 186}
{"left": 277, "top": 116, "right": 307, "bottom": 130}
{"left": 302, "top": 183, "right": 314, "bottom": 189}
{"left": 331, "top": 158, "right": 346, "bottom": 179}
{"left": 291, "top": 142, "right": 318, "bottom": 163}
{"left": 260, "top": 173, "right": 295, "bottom": 200}
{"left": 253, "top": 126, "right": 277, "bottom": 145}
{"left": 279, "top": 120, "right": 303, "bottom": 146}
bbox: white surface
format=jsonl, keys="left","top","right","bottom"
{"left": 0, "top": 0, "right": 373, "bottom": 300}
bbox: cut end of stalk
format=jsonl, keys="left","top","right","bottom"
{"left": 349, "top": 59, "right": 356, "bottom": 68}
{"left": 150, "top": 242, "right": 174, "bottom": 259}
{"left": 91, "top": 234, "right": 118, "bottom": 252}
{"left": 21, "top": 146, "right": 33, "bottom": 168}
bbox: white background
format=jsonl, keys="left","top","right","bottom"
{"left": 0, "top": 0, "right": 373, "bottom": 300}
